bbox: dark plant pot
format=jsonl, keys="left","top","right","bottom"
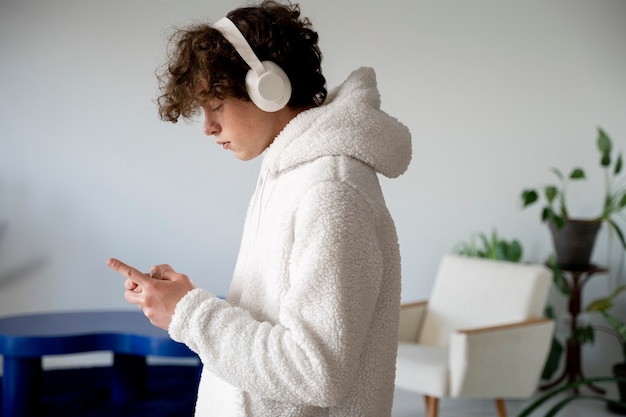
{"left": 607, "top": 362, "right": 626, "bottom": 415}
{"left": 549, "top": 219, "right": 601, "bottom": 268}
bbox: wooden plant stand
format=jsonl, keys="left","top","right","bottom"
{"left": 540, "top": 265, "right": 608, "bottom": 395}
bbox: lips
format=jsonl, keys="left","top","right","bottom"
{"left": 217, "top": 141, "right": 231, "bottom": 150}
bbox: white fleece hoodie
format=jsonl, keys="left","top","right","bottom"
{"left": 169, "top": 67, "right": 412, "bottom": 417}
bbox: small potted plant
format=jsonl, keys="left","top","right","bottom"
{"left": 454, "top": 228, "right": 523, "bottom": 262}
{"left": 520, "top": 127, "right": 626, "bottom": 267}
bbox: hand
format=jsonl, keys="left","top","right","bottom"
{"left": 107, "top": 258, "right": 195, "bottom": 330}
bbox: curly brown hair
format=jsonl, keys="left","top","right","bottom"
{"left": 156, "top": 0, "right": 326, "bottom": 123}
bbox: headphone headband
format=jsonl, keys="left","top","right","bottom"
{"left": 213, "top": 17, "right": 265, "bottom": 75}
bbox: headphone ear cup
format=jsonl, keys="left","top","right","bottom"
{"left": 245, "top": 61, "right": 292, "bottom": 112}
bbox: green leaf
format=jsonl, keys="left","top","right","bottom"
{"left": 598, "top": 128, "right": 613, "bottom": 168}
{"left": 597, "top": 127, "right": 612, "bottom": 154}
{"left": 611, "top": 285, "right": 626, "bottom": 298}
{"left": 550, "top": 167, "right": 564, "bottom": 181}
{"left": 545, "top": 186, "right": 558, "bottom": 203}
{"left": 587, "top": 298, "right": 613, "bottom": 312}
{"left": 493, "top": 240, "right": 522, "bottom": 262}
{"left": 602, "top": 311, "right": 626, "bottom": 342}
{"left": 541, "top": 337, "right": 563, "bottom": 380}
{"left": 478, "top": 233, "right": 491, "bottom": 258}
{"left": 619, "top": 193, "right": 626, "bottom": 209}
{"left": 573, "top": 325, "right": 595, "bottom": 344}
{"left": 585, "top": 286, "right": 626, "bottom": 313}
{"left": 616, "top": 153, "right": 623, "bottom": 175}
{"left": 493, "top": 242, "right": 506, "bottom": 260}
{"left": 548, "top": 211, "right": 565, "bottom": 229}
{"left": 545, "top": 396, "right": 581, "bottom": 417}
{"left": 507, "top": 240, "right": 523, "bottom": 262}
{"left": 591, "top": 285, "right": 626, "bottom": 315}
{"left": 607, "top": 218, "right": 626, "bottom": 251}
{"left": 547, "top": 257, "right": 569, "bottom": 296}
{"left": 521, "top": 189, "right": 538, "bottom": 207}
{"left": 569, "top": 168, "right": 585, "bottom": 179}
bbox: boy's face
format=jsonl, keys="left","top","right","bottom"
{"left": 201, "top": 96, "right": 285, "bottom": 161}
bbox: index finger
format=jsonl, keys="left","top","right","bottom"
{"left": 107, "top": 258, "right": 149, "bottom": 284}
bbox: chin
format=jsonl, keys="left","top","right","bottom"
{"left": 235, "top": 151, "right": 262, "bottom": 161}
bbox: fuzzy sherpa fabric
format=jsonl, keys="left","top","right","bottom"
{"left": 168, "top": 67, "right": 412, "bottom": 417}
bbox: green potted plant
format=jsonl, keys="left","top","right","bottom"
{"left": 454, "top": 228, "right": 523, "bottom": 262}
{"left": 517, "top": 287, "right": 626, "bottom": 416}
{"left": 587, "top": 287, "right": 626, "bottom": 415}
{"left": 520, "top": 127, "right": 626, "bottom": 267}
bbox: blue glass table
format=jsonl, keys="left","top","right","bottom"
{"left": 0, "top": 310, "right": 198, "bottom": 417}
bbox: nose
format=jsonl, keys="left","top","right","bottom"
{"left": 203, "top": 113, "right": 220, "bottom": 136}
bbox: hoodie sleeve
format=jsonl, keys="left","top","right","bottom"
{"left": 168, "top": 180, "right": 385, "bottom": 407}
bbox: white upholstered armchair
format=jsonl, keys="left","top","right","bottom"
{"left": 395, "top": 255, "right": 555, "bottom": 417}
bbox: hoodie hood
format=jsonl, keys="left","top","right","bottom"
{"left": 261, "top": 67, "right": 412, "bottom": 179}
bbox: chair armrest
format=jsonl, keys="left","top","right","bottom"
{"left": 457, "top": 317, "right": 549, "bottom": 334}
{"left": 398, "top": 301, "right": 428, "bottom": 343}
{"left": 448, "top": 318, "right": 555, "bottom": 398}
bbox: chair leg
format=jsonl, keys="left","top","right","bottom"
{"left": 423, "top": 395, "right": 439, "bottom": 417}
{"left": 494, "top": 398, "right": 507, "bottom": 417}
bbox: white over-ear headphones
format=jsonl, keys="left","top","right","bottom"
{"left": 213, "top": 17, "right": 292, "bottom": 112}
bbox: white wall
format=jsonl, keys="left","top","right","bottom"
{"left": 1, "top": 0, "right": 625, "bottom": 374}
